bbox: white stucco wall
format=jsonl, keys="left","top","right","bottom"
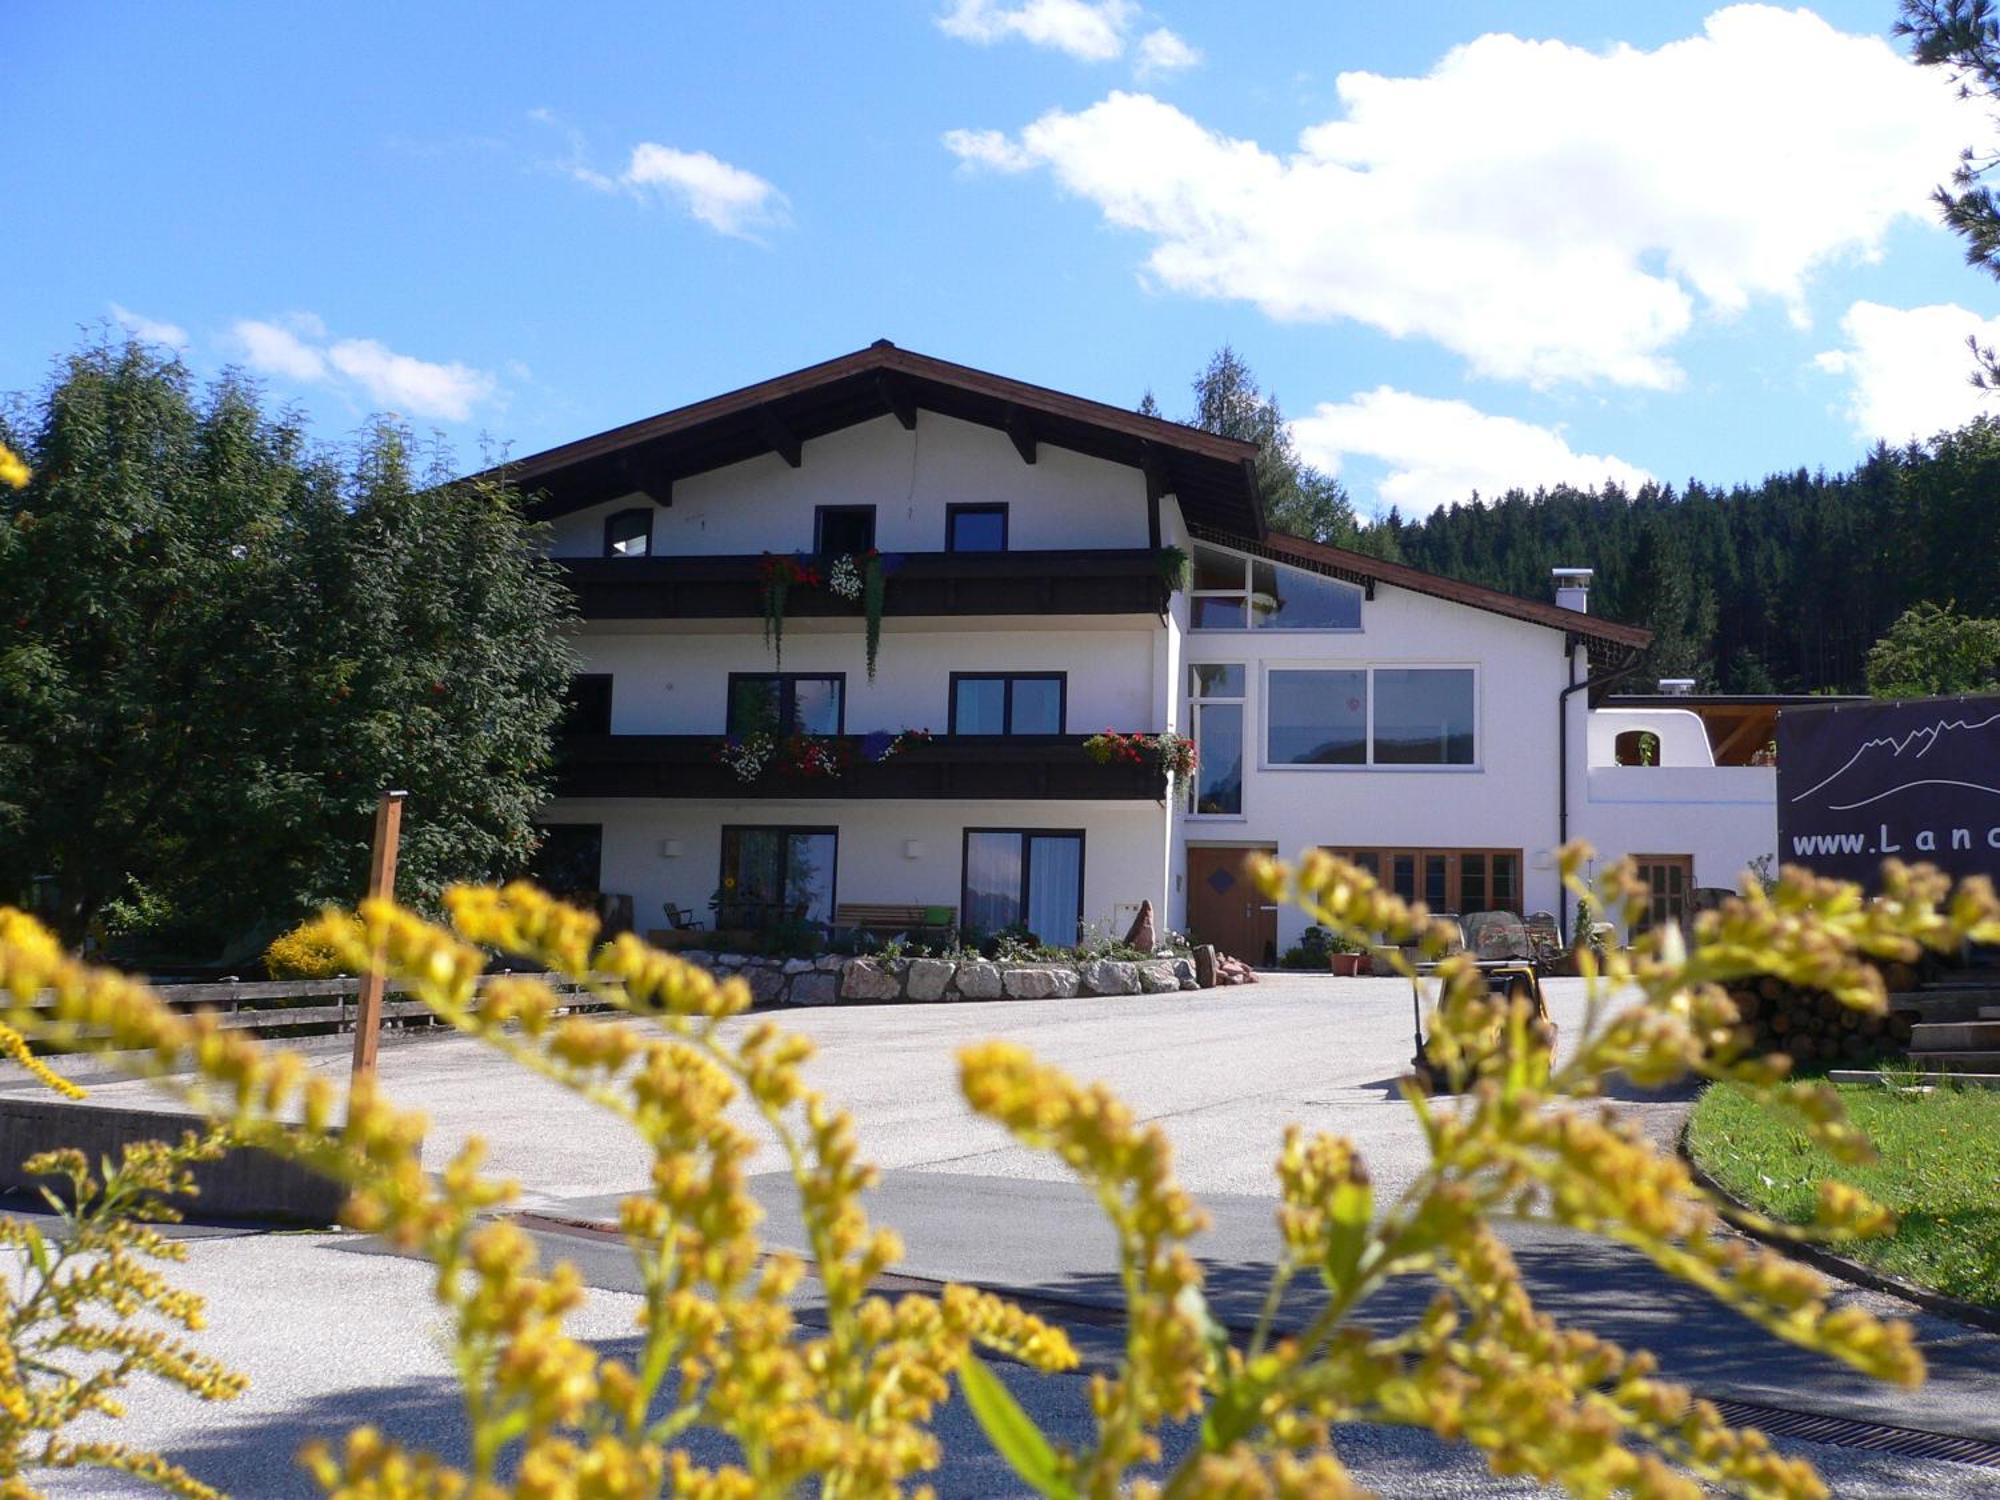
{"left": 1173, "top": 546, "right": 1572, "bottom": 947}
{"left": 539, "top": 797, "right": 1170, "bottom": 946}
{"left": 1588, "top": 707, "right": 1715, "bottom": 767}
{"left": 575, "top": 622, "right": 1162, "bottom": 736}
{"left": 1577, "top": 766, "right": 1777, "bottom": 895}
{"left": 545, "top": 412, "right": 1153, "bottom": 559}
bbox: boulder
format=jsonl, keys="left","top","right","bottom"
{"left": 905, "top": 958, "right": 954, "bottom": 1001}
{"left": 1047, "top": 967, "right": 1081, "bottom": 999}
{"left": 814, "top": 954, "right": 845, "bottom": 972}
{"left": 839, "top": 959, "right": 903, "bottom": 1002}
{"left": 1003, "top": 966, "right": 1064, "bottom": 1000}
{"left": 1122, "top": 900, "right": 1159, "bottom": 953}
{"left": 744, "top": 966, "right": 787, "bottom": 1004}
{"left": 788, "top": 972, "right": 838, "bottom": 1007}
{"left": 1078, "top": 958, "right": 1141, "bottom": 996}
{"left": 1172, "top": 958, "right": 1198, "bottom": 991}
{"left": 781, "top": 958, "right": 818, "bottom": 977}
{"left": 954, "top": 963, "right": 1003, "bottom": 1000}
{"left": 1137, "top": 961, "right": 1182, "bottom": 994}
{"left": 1192, "top": 945, "right": 1218, "bottom": 989}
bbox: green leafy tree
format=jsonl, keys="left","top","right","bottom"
{"left": 1865, "top": 599, "right": 2000, "bottom": 697}
{"left": 1898, "top": 0, "right": 2000, "bottom": 386}
{"left": 1178, "top": 347, "right": 1360, "bottom": 545}
{"left": 0, "top": 340, "right": 574, "bottom": 950}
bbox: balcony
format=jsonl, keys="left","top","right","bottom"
{"left": 555, "top": 733, "right": 1169, "bottom": 801}
{"left": 557, "top": 548, "right": 1171, "bottom": 621}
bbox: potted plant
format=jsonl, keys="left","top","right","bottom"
{"left": 1325, "top": 930, "right": 1368, "bottom": 977}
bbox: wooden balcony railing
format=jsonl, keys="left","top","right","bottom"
{"left": 557, "top": 548, "right": 1171, "bottom": 620}
{"left": 555, "top": 733, "right": 1168, "bottom": 801}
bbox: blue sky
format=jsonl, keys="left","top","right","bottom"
{"left": 6, "top": 1, "right": 1999, "bottom": 518}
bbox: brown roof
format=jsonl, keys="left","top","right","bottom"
{"left": 492, "top": 340, "right": 1264, "bottom": 535}
{"left": 1194, "top": 525, "right": 1653, "bottom": 651}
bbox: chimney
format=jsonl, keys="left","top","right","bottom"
{"left": 1551, "top": 566, "right": 1592, "bottom": 614}
{"left": 1658, "top": 678, "right": 1695, "bottom": 697}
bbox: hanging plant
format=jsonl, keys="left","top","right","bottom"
{"left": 861, "top": 726, "right": 931, "bottom": 762}
{"left": 757, "top": 554, "right": 820, "bottom": 668}
{"left": 778, "top": 730, "right": 846, "bottom": 780}
{"left": 716, "top": 732, "right": 777, "bottom": 784}
{"left": 1155, "top": 545, "right": 1191, "bottom": 595}
{"left": 1082, "top": 729, "right": 1198, "bottom": 782}
{"left": 861, "top": 550, "right": 886, "bottom": 681}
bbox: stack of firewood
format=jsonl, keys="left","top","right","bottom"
{"left": 1722, "top": 962, "right": 1923, "bottom": 1066}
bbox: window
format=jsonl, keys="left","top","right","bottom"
{"left": 1265, "top": 667, "right": 1476, "bottom": 768}
{"left": 604, "top": 508, "right": 652, "bottom": 558}
{"left": 561, "top": 674, "right": 613, "bottom": 736}
{"left": 946, "top": 503, "right": 1008, "bottom": 552}
{"left": 1321, "top": 847, "right": 1522, "bottom": 915}
{"left": 815, "top": 505, "right": 876, "bottom": 555}
{"left": 1633, "top": 855, "right": 1693, "bottom": 933}
{"left": 719, "top": 827, "right": 838, "bottom": 929}
{"left": 1186, "top": 664, "right": 1245, "bottom": 815}
{"left": 1268, "top": 669, "right": 1367, "bottom": 765}
{"left": 1615, "top": 729, "right": 1661, "bottom": 766}
{"left": 531, "top": 824, "right": 603, "bottom": 899}
{"left": 727, "top": 674, "right": 845, "bottom": 737}
{"left": 1189, "top": 543, "right": 1362, "bottom": 631}
{"left": 950, "top": 673, "right": 1064, "bottom": 735}
{"left": 963, "top": 829, "right": 1083, "bottom": 944}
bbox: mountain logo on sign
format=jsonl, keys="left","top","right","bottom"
{"left": 1788, "top": 709, "right": 2000, "bottom": 812}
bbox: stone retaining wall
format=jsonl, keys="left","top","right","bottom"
{"left": 673, "top": 951, "right": 1202, "bottom": 1007}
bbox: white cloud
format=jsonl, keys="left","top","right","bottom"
{"left": 230, "top": 316, "right": 498, "bottom": 422}
{"left": 938, "top": 0, "right": 1135, "bottom": 62}
{"left": 1290, "top": 387, "right": 1655, "bottom": 516}
{"left": 1814, "top": 299, "right": 2000, "bottom": 442}
{"left": 1134, "top": 26, "right": 1199, "bottom": 77}
{"left": 108, "top": 303, "right": 188, "bottom": 348}
{"left": 619, "top": 143, "right": 789, "bottom": 239}
{"left": 231, "top": 319, "right": 328, "bottom": 383}
{"left": 947, "top": 5, "right": 1980, "bottom": 388}
{"left": 941, "top": 127, "right": 1039, "bottom": 173}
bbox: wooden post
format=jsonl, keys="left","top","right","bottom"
{"left": 350, "top": 790, "right": 407, "bottom": 1085}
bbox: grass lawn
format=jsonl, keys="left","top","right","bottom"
{"left": 1686, "top": 1078, "right": 2000, "bottom": 1307}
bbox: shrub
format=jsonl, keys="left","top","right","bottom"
{"left": 0, "top": 851, "right": 1993, "bottom": 1499}
{"left": 262, "top": 912, "right": 362, "bottom": 978}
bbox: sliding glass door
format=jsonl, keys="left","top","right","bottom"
{"left": 962, "top": 829, "right": 1084, "bottom": 944}
{"left": 719, "top": 826, "right": 837, "bottom": 929}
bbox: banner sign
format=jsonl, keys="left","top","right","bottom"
{"left": 1777, "top": 695, "right": 2000, "bottom": 888}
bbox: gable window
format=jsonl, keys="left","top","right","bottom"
{"left": 946, "top": 503, "right": 1009, "bottom": 552}
{"left": 727, "top": 673, "right": 845, "bottom": 737}
{"left": 950, "top": 672, "right": 1064, "bottom": 735}
{"left": 604, "top": 508, "right": 653, "bottom": 558}
{"left": 1266, "top": 667, "right": 1476, "bottom": 768}
{"left": 1189, "top": 543, "right": 1362, "bottom": 631}
{"left": 561, "top": 674, "right": 613, "bottom": 736}
{"left": 963, "top": 829, "right": 1083, "bottom": 944}
{"left": 1186, "top": 664, "right": 1244, "bottom": 815}
{"left": 815, "top": 505, "right": 876, "bottom": 555}
{"left": 720, "top": 826, "right": 837, "bottom": 929}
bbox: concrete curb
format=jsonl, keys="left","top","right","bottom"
{"left": 1678, "top": 1121, "right": 2000, "bottom": 1336}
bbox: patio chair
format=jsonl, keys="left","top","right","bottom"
{"left": 662, "top": 903, "right": 706, "bottom": 932}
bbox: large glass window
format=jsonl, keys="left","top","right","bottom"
{"left": 1372, "top": 668, "right": 1475, "bottom": 765}
{"left": 946, "top": 503, "right": 1008, "bottom": 552}
{"left": 727, "top": 674, "right": 844, "bottom": 737}
{"left": 962, "top": 830, "right": 1083, "bottom": 944}
{"left": 531, "top": 824, "right": 603, "bottom": 898}
{"left": 1268, "top": 669, "right": 1367, "bottom": 765}
{"left": 1190, "top": 543, "right": 1362, "bottom": 631}
{"left": 1187, "top": 664, "right": 1245, "bottom": 815}
{"left": 950, "top": 673, "right": 1064, "bottom": 735}
{"left": 719, "top": 827, "right": 837, "bottom": 929}
{"left": 1265, "top": 667, "right": 1476, "bottom": 768}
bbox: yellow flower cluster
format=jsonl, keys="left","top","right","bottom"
{"left": 0, "top": 846, "right": 1990, "bottom": 1500}
{"left": 0, "top": 441, "right": 27, "bottom": 490}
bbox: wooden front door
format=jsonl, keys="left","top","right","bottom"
{"left": 1633, "top": 855, "right": 1695, "bottom": 933}
{"left": 1187, "top": 847, "right": 1277, "bottom": 965}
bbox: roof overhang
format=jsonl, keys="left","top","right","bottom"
{"left": 1189, "top": 524, "right": 1655, "bottom": 654}
{"left": 487, "top": 341, "right": 1264, "bottom": 536}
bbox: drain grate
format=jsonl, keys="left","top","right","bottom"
{"left": 1706, "top": 1398, "right": 2000, "bottom": 1470}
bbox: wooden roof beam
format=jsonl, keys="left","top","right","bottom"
{"left": 756, "top": 405, "right": 803, "bottom": 468}
{"left": 1004, "top": 404, "right": 1037, "bottom": 465}
{"left": 875, "top": 371, "right": 917, "bottom": 431}
{"left": 613, "top": 451, "right": 672, "bottom": 506}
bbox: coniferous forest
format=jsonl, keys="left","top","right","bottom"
{"left": 1363, "top": 419, "right": 2000, "bottom": 693}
